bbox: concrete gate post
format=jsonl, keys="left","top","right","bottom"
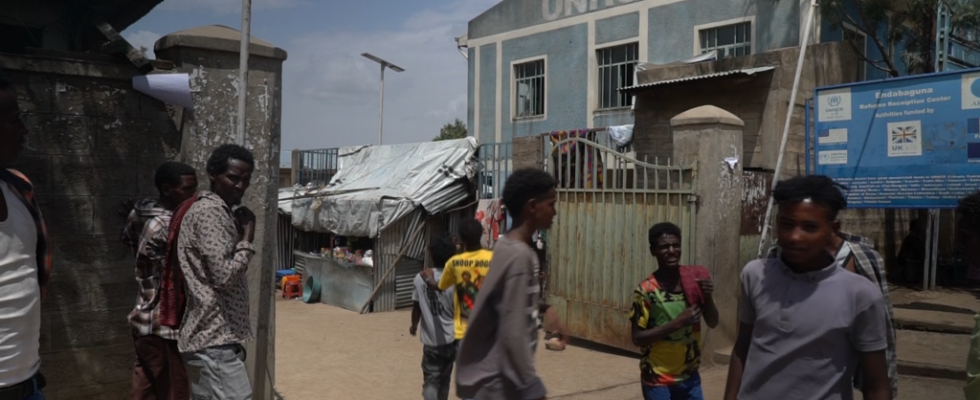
{"left": 670, "top": 106, "right": 744, "bottom": 365}
{"left": 155, "top": 25, "right": 287, "bottom": 400}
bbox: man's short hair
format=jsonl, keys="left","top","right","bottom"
{"left": 501, "top": 168, "right": 555, "bottom": 220}
{"left": 206, "top": 144, "right": 255, "bottom": 174}
{"left": 458, "top": 218, "right": 483, "bottom": 250}
{"left": 154, "top": 161, "right": 197, "bottom": 191}
{"left": 772, "top": 175, "right": 848, "bottom": 221}
{"left": 429, "top": 235, "right": 457, "bottom": 268}
{"left": 648, "top": 222, "right": 682, "bottom": 247}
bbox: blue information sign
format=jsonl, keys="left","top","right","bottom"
{"left": 813, "top": 68, "right": 980, "bottom": 208}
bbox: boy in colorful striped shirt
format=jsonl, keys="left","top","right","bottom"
{"left": 629, "top": 222, "right": 718, "bottom": 400}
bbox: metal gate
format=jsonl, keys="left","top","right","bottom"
{"left": 546, "top": 137, "right": 697, "bottom": 351}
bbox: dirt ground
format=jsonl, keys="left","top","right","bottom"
{"left": 274, "top": 297, "right": 967, "bottom": 400}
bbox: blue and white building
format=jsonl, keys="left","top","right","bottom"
{"left": 459, "top": 0, "right": 910, "bottom": 145}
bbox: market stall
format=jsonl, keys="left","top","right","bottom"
{"left": 286, "top": 138, "right": 479, "bottom": 312}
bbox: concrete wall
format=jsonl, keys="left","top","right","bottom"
{"left": 155, "top": 26, "right": 285, "bottom": 400}
{"left": 632, "top": 41, "right": 860, "bottom": 175}
{"left": 595, "top": 12, "right": 639, "bottom": 45}
{"left": 670, "top": 106, "right": 744, "bottom": 361}
{"left": 645, "top": 0, "right": 799, "bottom": 63}
{"left": 478, "top": 44, "right": 497, "bottom": 144}
{"left": 499, "top": 24, "right": 589, "bottom": 143}
{"left": 1, "top": 53, "right": 181, "bottom": 400}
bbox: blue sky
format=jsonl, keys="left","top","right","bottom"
{"left": 124, "top": 0, "right": 497, "bottom": 165}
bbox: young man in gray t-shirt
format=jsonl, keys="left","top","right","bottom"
{"left": 724, "top": 175, "right": 891, "bottom": 400}
{"left": 455, "top": 168, "right": 567, "bottom": 400}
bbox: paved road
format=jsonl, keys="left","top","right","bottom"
{"left": 274, "top": 297, "right": 966, "bottom": 399}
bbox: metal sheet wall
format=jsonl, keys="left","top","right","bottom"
{"left": 547, "top": 137, "right": 697, "bottom": 351}
{"left": 371, "top": 206, "right": 476, "bottom": 312}
{"left": 374, "top": 210, "right": 426, "bottom": 312}
{"left": 276, "top": 212, "right": 295, "bottom": 271}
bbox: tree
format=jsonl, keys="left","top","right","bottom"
{"left": 433, "top": 118, "right": 468, "bottom": 141}
{"left": 818, "top": 0, "right": 980, "bottom": 77}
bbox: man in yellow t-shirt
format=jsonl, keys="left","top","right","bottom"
{"left": 421, "top": 218, "right": 492, "bottom": 340}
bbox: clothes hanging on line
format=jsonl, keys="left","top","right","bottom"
{"left": 475, "top": 199, "right": 504, "bottom": 249}
{"left": 550, "top": 130, "right": 604, "bottom": 189}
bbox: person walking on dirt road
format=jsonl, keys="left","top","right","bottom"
{"left": 410, "top": 236, "right": 458, "bottom": 400}
{"left": 420, "top": 218, "right": 493, "bottom": 345}
{"left": 454, "top": 168, "right": 567, "bottom": 400}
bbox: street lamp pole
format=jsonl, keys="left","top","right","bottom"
{"left": 379, "top": 64, "right": 385, "bottom": 146}
{"left": 361, "top": 53, "right": 404, "bottom": 146}
{"left": 237, "top": 0, "right": 251, "bottom": 145}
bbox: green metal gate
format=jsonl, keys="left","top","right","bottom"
{"left": 546, "top": 137, "right": 697, "bottom": 351}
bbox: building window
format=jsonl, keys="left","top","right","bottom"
{"left": 842, "top": 25, "right": 867, "bottom": 81}
{"left": 597, "top": 43, "right": 639, "bottom": 109}
{"left": 699, "top": 22, "right": 752, "bottom": 58}
{"left": 514, "top": 59, "right": 545, "bottom": 118}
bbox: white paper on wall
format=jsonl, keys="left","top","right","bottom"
{"left": 132, "top": 73, "right": 193, "bottom": 108}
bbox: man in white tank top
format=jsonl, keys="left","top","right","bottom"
{"left": 0, "top": 72, "right": 47, "bottom": 400}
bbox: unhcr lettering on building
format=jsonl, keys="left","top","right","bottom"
{"left": 541, "top": 0, "right": 637, "bottom": 21}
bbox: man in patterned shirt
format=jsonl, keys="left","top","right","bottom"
{"left": 122, "top": 161, "right": 198, "bottom": 400}
{"left": 177, "top": 144, "right": 257, "bottom": 400}
{"left": 630, "top": 222, "right": 718, "bottom": 400}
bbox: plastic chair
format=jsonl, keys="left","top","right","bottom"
{"left": 283, "top": 280, "right": 303, "bottom": 300}
{"left": 281, "top": 275, "right": 301, "bottom": 291}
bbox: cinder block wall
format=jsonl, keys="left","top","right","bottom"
{"left": 2, "top": 53, "right": 181, "bottom": 400}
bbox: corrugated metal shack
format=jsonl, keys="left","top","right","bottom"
{"left": 286, "top": 138, "right": 479, "bottom": 312}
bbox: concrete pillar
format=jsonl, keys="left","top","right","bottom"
{"left": 155, "top": 25, "right": 287, "bottom": 400}
{"left": 670, "top": 105, "right": 744, "bottom": 365}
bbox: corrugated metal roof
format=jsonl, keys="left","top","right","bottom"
{"left": 619, "top": 66, "right": 775, "bottom": 92}
{"left": 291, "top": 138, "right": 479, "bottom": 238}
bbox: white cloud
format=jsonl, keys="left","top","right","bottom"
{"left": 158, "top": 0, "right": 304, "bottom": 14}
{"left": 280, "top": 0, "right": 496, "bottom": 151}
{"left": 125, "top": 30, "right": 163, "bottom": 59}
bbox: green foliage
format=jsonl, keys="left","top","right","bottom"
{"left": 817, "top": 0, "right": 980, "bottom": 77}
{"left": 433, "top": 118, "right": 468, "bottom": 141}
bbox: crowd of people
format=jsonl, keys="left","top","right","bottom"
{"left": 406, "top": 173, "right": 980, "bottom": 400}
{"left": 3, "top": 68, "right": 980, "bottom": 400}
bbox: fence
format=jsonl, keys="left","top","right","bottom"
{"left": 295, "top": 148, "right": 339, "bottom": 187}
{"left": 547, "top": 136, "right": 698, "bottom": 351}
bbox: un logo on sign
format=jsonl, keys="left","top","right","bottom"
{"left": 972, "top": 79, "right": 980, "bottom": 97}
{"left": 829, "top": 96, "right": 842, "bottom": 107}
